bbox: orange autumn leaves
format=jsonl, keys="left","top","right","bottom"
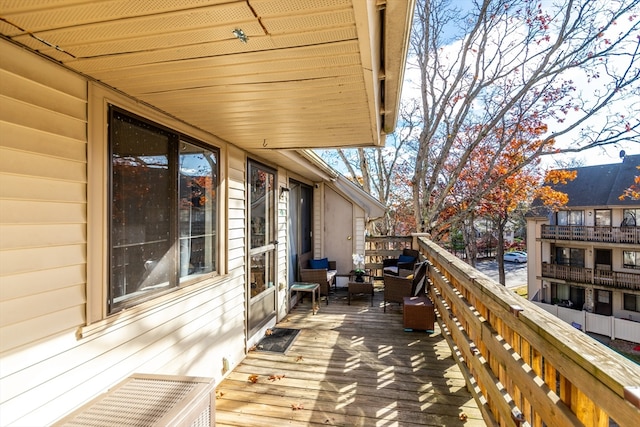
{"left": 620, "top": 166, "right": 640, "bottom": 200}
{"left": 535, "top": 169, "right": 577, "bottom": 210}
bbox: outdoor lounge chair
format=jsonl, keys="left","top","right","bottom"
{"left": 383, "top": 261, "right": 428, "bottom": 312}
{"left": 382, "top": 248, "right": 420, "bottom": 275}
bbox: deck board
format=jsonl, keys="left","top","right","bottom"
{"left": 215, "top": 287, "right": 485, "bottom": 426}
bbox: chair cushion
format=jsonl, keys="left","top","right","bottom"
{"left": 309, "top": 258, "right": 329, "bottom": 269}
{"left": 398, "top": 255, "right": 416, "bottom": 264}
{"left": 383, "top": 266, "right": 399, "bottom": 275}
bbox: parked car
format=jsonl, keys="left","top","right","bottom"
{"left": 504, "top": 252, "right": 527, "bottom": 263}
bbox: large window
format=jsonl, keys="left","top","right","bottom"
{"left": 623, "top": 251, "right": 640, "bottom": 270}
{"left": 557, "top": 210, "right": 584, "bottom": 226}
{"left": 109, "top": 107, "right": 218, "bottom": 313}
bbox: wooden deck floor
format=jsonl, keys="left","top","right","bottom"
{"left": 215, "top": 286, "right": 485, "bottom": 426}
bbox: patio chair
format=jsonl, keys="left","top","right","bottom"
{"left": 383, "top": 261, "right": 428, "bottom": 312}
{"left": 382, "top": 248, "right": 420, "bottom": 276}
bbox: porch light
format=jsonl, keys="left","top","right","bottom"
{"left": 279, "top": 186, "right": 290, "bottom": 199}
{"left": 232, "top": 28, "right": 248, "bottom": 43}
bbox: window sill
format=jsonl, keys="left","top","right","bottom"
{"left": 77, "top": 273, "right": 220, "bottom": 340}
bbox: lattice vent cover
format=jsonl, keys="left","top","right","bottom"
{"left": 54, "top": 374, "right": 215, "bottom": 427}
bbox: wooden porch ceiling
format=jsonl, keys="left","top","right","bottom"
{"left": 0, "top": 0, "right": 414, "bottom": 152}
{"left": 215, "top": 288, "right": 484, "bottom": 426}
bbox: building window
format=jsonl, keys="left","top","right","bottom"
{"left": 557, "top": 210, "right": 584, "bottom": 226}
{"left": 622, "top": 209, "right": 639, "bottom": 227}
{"left": 624, "top": 293, "right": 640, "bottom": 312}
{"left": 623, "top": 251, "right": 640, "bottom": 270}
{"left": 555, "top": 247, "right": 585, "bottom": 267}
{"left": 594, "top": 209, "right": 611, "bottom": 226}
{"left": 109, "top": 107, "right": 219, "bottom": 314}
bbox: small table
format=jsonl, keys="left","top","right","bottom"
{"left": 348, "top": 274, "right": 373, "bottom": 306}
{"left": 290, "top": 282, "right": 320, "bottom": 314}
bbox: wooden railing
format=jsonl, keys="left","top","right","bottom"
{"left": 364, "top": 235, "right": 413, "bottom": 277}
{"left": 541, "top": 225, "right": 640, "bottom": 244}
{"left": 366, "top": 235, "right": 640, "bottom": 427}
{"left": 542, "top": 262, "right": 640, "bottom": 291}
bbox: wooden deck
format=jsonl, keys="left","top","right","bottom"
{"left": 215, "top": 286, "right": 485, "bottom": 426}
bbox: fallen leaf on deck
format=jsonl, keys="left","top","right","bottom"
{"left": 296, "top": 355, "right": 304, "bottom": 362}
{"left": 265, "top": 329, "right": 273, "bottom": 336}
{"left": 268, "top": 374, "right": 285, "bottom": 381}
{"left": 459, "top": 412, "right": 468, "bottom": 421}
{"left": 248, "top": 374, "right": 259, "bottom": 383}
{"left": 248, "top": 345, "right": 257, "bottom": 352}
{"left": 291, "top": 403, "right": 304, "bottom": 410}
{"left": 215, "top": 391, "right": 224, "bottom": 399}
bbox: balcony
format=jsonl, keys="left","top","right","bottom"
{"left": 216, "top": 236, "right": 639, "bottom": 426}
{"left": 542, "top": 262, "right": 640, "bottom": 291}
{"left": 541, "top": 224, "right": 640, "bottom": 244}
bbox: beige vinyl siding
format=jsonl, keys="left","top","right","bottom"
{"left": 0, "top": 40, "right": 88, "bottom": 354}
{"left": 354, "top": 205, "right": 366, "bottom": 257}
{"left": 0, "top": 40, "right": 250, "bottom": 426}
{"left": 277, "top": 170, "right": 289, "bottom": 320}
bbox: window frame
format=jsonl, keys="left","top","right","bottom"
{"left": 622, "top": 208, "right": 639, "bottom": 227}
{"left": 594, "top": 209, "right": 611, "bottom": 227}
{"left": 556, "top": 210, "right": 584, "bottom": 226}
{"left": 624, "top": 293, "right": 640, "bottom": 312}
{"left": 86, "top": 83, "right": 226, "bottom": 328}
{"left": 623, "top": 250, "right": 640, "bottom": 270}
{"left": 108, "top": 106, "right": 220, "bottom": 314}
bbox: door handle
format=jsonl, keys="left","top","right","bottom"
{"left": 347, "top": 236, "right": 352, "bottom": 240}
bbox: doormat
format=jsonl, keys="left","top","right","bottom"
{"left": 256, "top": 328, "right": 300, "bottom": 353}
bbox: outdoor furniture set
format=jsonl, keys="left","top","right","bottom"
{"left": 291, "top": 252, "right": 434, "bottom": 332}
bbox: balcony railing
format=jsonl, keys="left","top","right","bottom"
{"left": 541, "top": 224, "right": 640, "bottom": 244}
{"left": 367, "top": 235, "right": 640, "bottom": 427}
{"left": 541, "top": 262, "right": 640, "bottom": 291}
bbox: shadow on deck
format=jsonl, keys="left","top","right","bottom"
{"left": 215, "top": 286, "right": 485, "bottom": 426}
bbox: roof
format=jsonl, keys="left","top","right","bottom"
{"left": 0, "top": 0, "right": 415, "bottom": 153}
{"left": 529, "top": 154, "right": 640, "bottom": 216}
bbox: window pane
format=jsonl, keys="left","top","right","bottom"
{"left": 623, "top": 251, "right": 639, "bottom": 269}
{"left": 557, "top": 211, "right": 568, "bottom": 225}
{"left": 110, "top": 112, "right": 173, "bottom": 311}
{"left": 623, "top": 209, "right": 638, "bottom": 227}
{"left": 570, "top": 248, "right": 585, "bottom": 267}
{"left": 250, "top": 165, "right": 275, "bottom": 249}
{"left": 569, "top": 211, "right": 584, "bottom": 225}
{"left": 595, "top": 210, "right": 610, "bottom": 226}
{"left": 179, "top": 141, "right": 218, "bottom": 280}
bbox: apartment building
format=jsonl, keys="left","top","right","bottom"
{"left": 526, "top": 154, "right": 640, "bottom": 322}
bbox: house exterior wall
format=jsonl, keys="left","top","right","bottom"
{"left": 0, "top": 39, "right": 252, "bottom": 426}
{"left": 0, "top": 36, "right": 378, "bottom": 425}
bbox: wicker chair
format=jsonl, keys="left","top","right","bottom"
{"left": 383, "top": 248, "right": 420, "bottom": 275}
{"left": 300, "top": 267, "right": 333, "bottom": 305}
{"left": 383, "top": 261, "right": 428, "bottom": 312}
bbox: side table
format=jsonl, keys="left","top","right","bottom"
{"left": 348, "top": 275, "right": 373, "bottom": 306}
{"left": 290, "top": 282, "right": 320, "bottom": 314}
{"left": 403, "top": 296, "right": 434, "bottom": 332}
